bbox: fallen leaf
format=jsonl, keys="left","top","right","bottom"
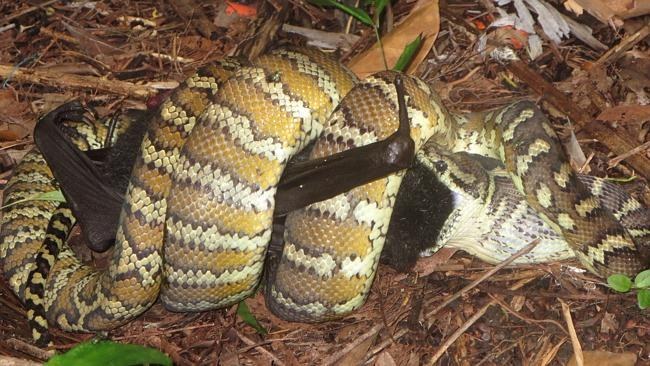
{"left": 347, "top": 0, "right": 440, "bottom": 78}
{"left": 375, "top": 351, "right": 397, "bottom": 366}
{"left": 413, "top": 247, "right": 458, "bottom": 277}
{"left": 597, "top": 105, "right": 650, "bottom": 126}
{"left": 567, "top": 350, "right": 637, "bottom": 366}
{"left": 599, "top": 312, "right": 618, "bottom": 333}
{"left": 336, "top": 331, "right": 378, "bottom": 366}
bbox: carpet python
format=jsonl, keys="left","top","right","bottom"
{"left": 1, "top": 48, "right": 648, "bottom": 344}
{"left": 385, "top": 137, "right": 649, "bottom": 269}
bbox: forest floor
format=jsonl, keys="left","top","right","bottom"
{"left": 0, "top": 0, "right": 649, "bottom": 365}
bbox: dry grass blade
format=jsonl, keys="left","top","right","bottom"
{"left": 560, "top": 299, "right": 583, "bottom": 366}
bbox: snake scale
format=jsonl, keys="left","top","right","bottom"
{"left": 1, "top": 47, "right": 648, "bottom": 343}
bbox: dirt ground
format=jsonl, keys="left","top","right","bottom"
{"left": 0, "top": 0, "right": 649, "bottom": 365}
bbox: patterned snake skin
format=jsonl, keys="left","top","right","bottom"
{"left": 1, "top": 48, "right": 648, "bottom": 343}
{"left": 411, "top": 139, "right": 650, "bottom": 266}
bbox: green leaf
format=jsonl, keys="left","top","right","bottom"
{"left": 237, "top": 301, "right": 267, "bottom": 335}
{"left": 634, "top": 269, "right": 650, "bottom": 289}
{"left": 638, "top": 289, "right": 650, "bottom": 309}
{"left": 374, "top": 0, "right": 389, "bottom": 19}
{"left": 45, "top": 341, "right": 172, "bottom": 366}
{"left": 309, "top": 0, "right": 374, "bottom": 26}
{"left": 392, "top": 34, "right": 422, "bottom": 71}
{"left": 608, "top": 274, "right": 632, "bottom": 292}
{"left": 34, "top": 190, "right": 66, "bottom": 202}
{"left": 0, "top": 189, "right": 65, "bottom": 210}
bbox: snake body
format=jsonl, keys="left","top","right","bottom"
{"left": 387, "top": 140, "right": 650, "bottom": 267}
{"left": 1, "top": 48, "right": 648, "bottom": 341}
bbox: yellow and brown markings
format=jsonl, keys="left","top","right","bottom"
{"left": 161, "top": 51, "right": 354, "bottom": 312}
{"left": 266, "top": 72, "right": 438, "bottom": 322}
{"left": 8, "top": 48, "right": 644, "bottom": 339}
{"left": 38, "top": 66, "right": 228, "bottom": 331}
{"left": 485, "top": 101, "right": 647, "bottom": 276}
{"left": 0, "top": 151, "right": 59, "bottom": 301}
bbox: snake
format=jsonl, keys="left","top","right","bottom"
{"left": 384, "top": 136, "right": 650, "bottom": 270}
{"left": 1, "top": 47, "right": 648, "bottom": 344}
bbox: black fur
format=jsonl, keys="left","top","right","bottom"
{"left": 381, "top": 159, "right": 455, "bottom": 272}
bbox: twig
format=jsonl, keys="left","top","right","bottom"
{"left": 487, "top": 293, "right": 568, "bottom": 335}
{"left": 540, "top": 337, "right": 569, "bottom": 366}
{"left": 0, "top": 0, "right": 59, "bottom": 26}
{"left": 324, "top": 323, "right": 382, "bottom": 365}
{"left": 424, "top": 239, "right": 539, "bottom": 319}
{"left": 5, "top": 338, "right": 54, "bottom": 361}
{"left": 608, "top": 140, "right": 650, "bottom": 168}
{"left": 593, "top": 22, "right": 650, "bottom": 67}
{"left": 0, "top": 64, "right": 156, "bottom": 99}
{"left": 233, "top": 329, "right": 285, "bottom": 366}
{"left": 426, "top": 276, "right": 536, "bottom": 365}
{"left": 559, "top": 299, "right": 583, "bottom": 366}
{"left": 426, "top": 300, "right": 493, "bottom": 365}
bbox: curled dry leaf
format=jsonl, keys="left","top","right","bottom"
{"left": 347, "top": 0, "right": 440, "bottom": 78}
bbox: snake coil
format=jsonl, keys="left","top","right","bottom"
{"left": 1, "top": 48, "right": 648, "bottom": 344}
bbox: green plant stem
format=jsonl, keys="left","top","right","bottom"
{"left": 374, "top": 26, "right": 388, "bottom": 70}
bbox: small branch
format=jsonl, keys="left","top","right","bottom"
{"left": 424, "top": 239, "right": 539, "bottom": 319}
{"left": 559, "top": 299, "right": 583, "bottom": 366}
{"left": 608, "top": 140, "right": 650, "bottom": 168}
{"left": 0, "top": 0, "right": 59, "bottom": 26}
{"left": 426, "top": 276, "right": 536, "bottom": 365}
{"left": 0, "top": 64, "right": 156, "bottom": 99}
{"left": 593, "top": 22, "right": 650, "bottom": 67}
{"left": 5, "top": 338, "right": 54, "bottom": 361}
{"left": 233, "top": 329, "right": 285, "bottom": 366}
{"left": 324, "top": 323, "right": 383, "bottom": 366}
{"left": 425, "top": 300, "right": 493, "bottom": 365}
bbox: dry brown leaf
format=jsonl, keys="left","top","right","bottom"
{"left": 412, "top": 247, "right": 458, "bottom": 277}
{"left": 570, "top": 0, "right": 623, "bottom": 25}
{"left": 335, "top": 323, "right": 361, "bottom": 343}
{"left": 347, "top": 0, "right": 440, "bottom": 78}
{"left": 603, "top": 0, "right": 650, "bottom": 18}
{"left": 567, "top": 350, "right": 637, "bottom": 366}
{"left": 597, "top": 105, "right": 650, "bottom": 126}
{"left": 375, "top": 350, "right": 397, "bottom": 366}
{"left": 406, "top": 352, "right": 421, "bottom": 366}
{"left": 0, "top": 90, "right": 31, "bottom": 140}
{"left": 599, "top": 312, "right": 618, "bottom": 334}
{"left": 336, "top": 331, "right": 378, "bottom": 366}
{"left": 176, "top": 35, "right": 222, "bottom": 55}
